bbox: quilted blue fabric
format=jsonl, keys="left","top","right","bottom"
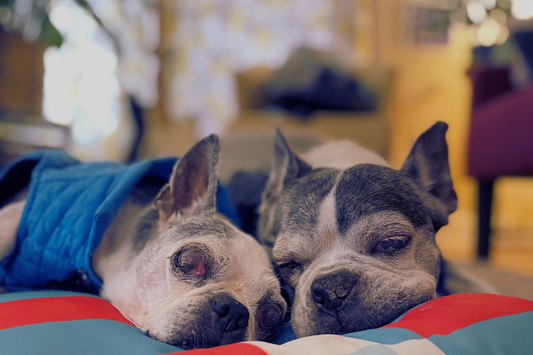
{"left": 0, "top": 150, "right": 241, "bottom": 290}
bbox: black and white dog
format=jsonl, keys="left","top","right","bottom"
{"left": 257, "top": 122, "right": 492, "bottom": 338}
{"left": 0, "top": 135, "right": 286, "bottom": 349}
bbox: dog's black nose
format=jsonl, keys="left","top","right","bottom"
{"left": 210, "top": 293, "right": 249, "bottom": 331}
{"left": 311, "top": 271, "right": 356, "bottom": 310}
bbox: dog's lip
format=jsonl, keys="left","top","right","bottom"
{"left": 294, "top": 311, "right": 379, "bottom": 337}
{"left": 158, "top": 334, "right": 227, "bottom": 350}
{"left": 161, "top": 328, "right": 248, "bottom": 350}
{"left": 301, "top": 292, "right": 435, "bottom": 336}
{"left": 171, "top": 339, "right": 221, "bottom": 350}
{"left": 292, "top": 312, "right": 343, "bottom": 337}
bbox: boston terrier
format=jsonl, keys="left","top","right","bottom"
{"left": 257, "top": 122, "right": 490, "bottom": 338}
{"left": 0, "top": 135, "right": 286, "bottom": 349}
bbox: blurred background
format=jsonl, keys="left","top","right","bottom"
{"left": 0, "top": 0, "right": 532, "bottom": 294}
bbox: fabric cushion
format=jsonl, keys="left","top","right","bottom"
{"left": 1, "top": 291, "right": 532, "bottom": 354}
{"left": 468, "top": 84, "right": 533, "bottom": 180}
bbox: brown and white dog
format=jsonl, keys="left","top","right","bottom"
{"left": 0, "top": 135, "right": 286, "bottom": 349}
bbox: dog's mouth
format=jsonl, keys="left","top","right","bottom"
{"left": 145, "top": 328, "right": 248, "bottom": 350}
{"left": 293, "top": 290, "right": 434, "bottom": 338}
{"left": 172, "top": 328, "right": 248, "bottom": 350}
{"left": 294, "top": 305, "right": 399, "bottom": 337}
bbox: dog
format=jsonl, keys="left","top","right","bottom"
{"left": 0, "top": 135, "right": 286, "bottom": 349}
{"left": 257, "top": 121, "right": 466, "bottom": 338}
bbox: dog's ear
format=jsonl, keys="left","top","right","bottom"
{"left": 155, "top": 134, "right": 219, "bottom": 222}
{"left": 401, "top": 121, "right": 457, "bottom": 231}
{"left": 258, "top": 130, "right": 311, "bottom": 246}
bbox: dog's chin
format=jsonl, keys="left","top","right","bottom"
{"left": 165, "top": 329, "right": 247, "bottom": 350}
{"left": 292, "top": 293, "right": 434, "bottom": 338}
{"left": 143, "top": 299, "right": 251, "bottom": 350}
{"left": 292, "top": 306, "right": 403, "bottom": 338}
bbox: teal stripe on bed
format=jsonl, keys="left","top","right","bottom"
{"left": 0, "top": 290, "right": 101, "bottom": 303}
{"left": 429, "top": 311, "right": 533, "bottom": 355}
{"left": 343, "top": 327, "right": 423, "bottom": 345}
{"left": 0, "top": 318, "right": 183, "bottom": 355}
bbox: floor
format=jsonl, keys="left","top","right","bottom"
{"left": 436, "top": 178, "right": 533, "bottom": 277}
{"left": 436, "top": 178, "right": 533, "bottom": 300}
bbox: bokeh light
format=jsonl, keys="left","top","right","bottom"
{"left": 43, "top": 0, "right": 120, "bottom": 148}
{"left": 477, "top": 18, "right": 502, "bottom": 46}
{"left": 489, "top": 8, "right": 507, "bottom": 24}
{"left": 480, "top": 0, "right": 497, "bottom": 10}
{"left": 467, "top": 1, "right": 488, "bottom": 24}
{"left": 511, "top": 0, "right": 533, "bottom": 20}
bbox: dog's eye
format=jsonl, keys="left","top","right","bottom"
{"left": 278, "top": 261, "right": 300, "bottom": 270}
{"left": 176, "top": 250, "right": 206, "bottom": 276}
{"left": 374, "top": 237, "right": 407, "bottom": 253}
{"left": 256, "top": 303, "right": 282, "bottom": 330}
{"left": 277, "top": 261, "right": 303, "bottom": 283}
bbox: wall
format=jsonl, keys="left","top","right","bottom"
{"left": 368, "top": 0, "right": 533, "bottom": 276}
{"left": 0, "top": 30, "right": 45, "bottom": 116}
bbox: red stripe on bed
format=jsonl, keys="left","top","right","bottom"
{"left": 166, "top": 343, "right": 268, "bottom": 355}
{"left": 0, "top": 296, "right": 135, "bottom": 330}
{"left": 381, "top": 293, "right": 533, "bottom": 337}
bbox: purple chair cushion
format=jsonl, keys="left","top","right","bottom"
{"left": 468, "top": 84, "right": 533, "bottom": 181}
{"left": 468, "top": 67, "right": 513, "bottom": 108}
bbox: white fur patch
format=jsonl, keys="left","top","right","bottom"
{"left": 0, "top": 200, "right": 25, "bottom": 260}
{"left": 315, "top": 189, "right": 338, "bottom": 244}
{"left": 302, "top": 141, "right": 389, "bottom": 170}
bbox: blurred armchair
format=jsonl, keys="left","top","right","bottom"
{"left": 232, "top": 63, "right": 393, "bottom": 159}
{"left": 467, "top": 65, "right": 533, "bottom": 260}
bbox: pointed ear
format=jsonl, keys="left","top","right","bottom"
{"left": 258, "top": 130, "right": 311, "bottom": 246}
{"left": 155, "top": 134, "right": 219, "bottom": 222}
{"left": 401, "top": 121, "right": 457, "bottom": 231}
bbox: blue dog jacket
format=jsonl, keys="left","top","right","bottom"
{"left": 0, "top": 150, "right": 241, "bottom": 290}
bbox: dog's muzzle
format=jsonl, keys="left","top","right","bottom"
{"left": 170, "top": 293, "right": 249, "bottom": 349}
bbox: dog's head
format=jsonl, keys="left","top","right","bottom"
{"left": 111, "top": 135, "right": 286, "bottom": 349}
{"left": 258, "top": 122, "right": 457, "bottom": 337}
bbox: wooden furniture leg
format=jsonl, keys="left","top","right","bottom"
{"left": 477, "top": 180, "right": 494, "bottom": 260}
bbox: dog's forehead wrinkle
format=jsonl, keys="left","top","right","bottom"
{"left": 344, "top": 212, "right": 417, "bottom": 244}
{"left": 168, "top": 214, "right": 237, "bottom": 241}
{"left": 272, "top": 238, "right": 303, "bottom": 261}
{"left": 302, "top": 244, "right": 390, "bottom": 281}
{"left": 335, "top": 165, "right": 430, "bottom": 236}
{"left": 272, "top": 231, "right": 320, "bottom": 265}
